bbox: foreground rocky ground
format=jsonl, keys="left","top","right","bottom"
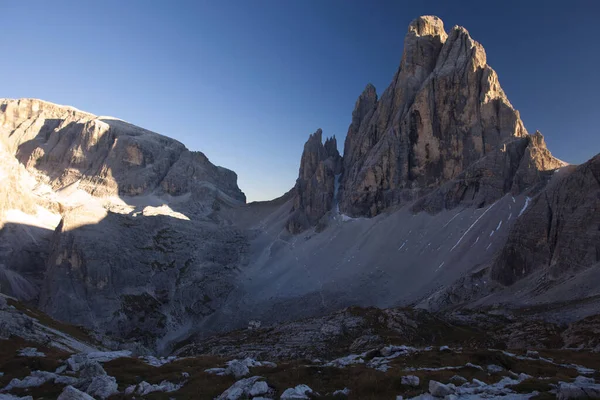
{"left": 2, "top": 295, "right": 600, "bottom": 399}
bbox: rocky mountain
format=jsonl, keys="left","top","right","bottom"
{"left": 288, "top": 16, "right": 562, "bottom": 233}
{"left": 0, "top": 99, "right": 249, "bottom": 352}
{"left": 286, "top": 129, "right": 342, "bottom": 233}
{"left": 0, "top": 15, "right": 599, "bottom": 376}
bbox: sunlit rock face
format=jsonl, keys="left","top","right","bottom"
{"left": 0, "top": 98, "right": 245, "bottom": 203}
{"left": 338, "top": 16, "right": 543, "bottom": 217}
{"left": 285, "top": 15, "right": 563, "bottom": 231}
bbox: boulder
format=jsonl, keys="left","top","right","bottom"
{"left": 401, "top": 375, "right": 420, "bottom": 387}
{"left": 280, "top": 384, "right": 313, "bottom": 399}
{"left": 85, "top": 375, "right": 118, "bottom": 399}
{"left": 428, "top": 380, "right": 455, "bottom": 397}
{"left": 56, "top": 386, "right": 95, "bottom": 400}
{"left": 216, "top": 376, "right": 264, "bottom": 400}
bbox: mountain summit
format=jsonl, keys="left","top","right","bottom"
{"left": 288, "top": 15, "right": 562, "bottom": 232}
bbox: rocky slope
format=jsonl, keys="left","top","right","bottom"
{"left": 3, "top": 296, "right": 600, "bottom": 400}
{"left": 286, "top": 129, "right": 342, "bottom": 233}
{"left": 0, "top": 99, "right": 249, "bottom": 352}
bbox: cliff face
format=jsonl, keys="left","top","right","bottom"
{"left": 286, "top": 129, "right": 342, "bottom": 233}
{"left": 0, "top": 98, "right": 245, "bottom": 205}
{"left": 286, "top": 15, "right": 562, "bottom": 232}
{"left": 492, "top": 154, "right": 600, "bottom": 286}
{"left": 0, "top": 99, "right": 249, "bottom": 351}
{"left": 338, "top": 16, "right": 532, "bottom": 217}
{"left": 412, "top": 131, "right": 565, "bottom": 213}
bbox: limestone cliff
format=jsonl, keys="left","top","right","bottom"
{"left": 339, "top": 16, "right": 534, "bottom": 217}
{"left": 0, "top": 99, "right": 249, "bottom": 351}
{"left": 286, "top": 129, "right": 342, "bottom": 233}
{"left": 0, "top": 98, "right": 245, "bottom": 205}
{"left": 492, "top": 154, "right": 600, "bottom": 286}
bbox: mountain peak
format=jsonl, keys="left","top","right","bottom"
{"left": 408, "top": 15, "right": 447, "bottom": 41}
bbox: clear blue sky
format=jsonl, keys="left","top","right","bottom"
{"left": 2, "top": 1, "right": 599, "bottom": 201}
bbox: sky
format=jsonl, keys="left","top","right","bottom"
{"left": 2, "top": 1, "right": 599, "bottom": 202}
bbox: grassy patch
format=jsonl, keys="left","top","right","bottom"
{"left": 0, "top": 337, "right": 67, "bottom": 386}
{"left": 509, "top": 378, "right": 555, "bottom": 393}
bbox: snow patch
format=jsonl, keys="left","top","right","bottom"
{"left": 450, "top": 203, "right": 496, "bottom": 251}
{"left": 518, "top": 197, "right": 531, "bottom": 217}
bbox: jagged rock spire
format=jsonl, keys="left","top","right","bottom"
{"left": 286, "top": 129, "right": 342, "bottom": 233}
{"left": 337, "top": 15, "right": 542, "bottom": 217}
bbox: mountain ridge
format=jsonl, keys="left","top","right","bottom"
{"left": 0, "top": 16, "right": 598, "bottom": 358}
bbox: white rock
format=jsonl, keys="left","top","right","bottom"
{"left": 124, "top": 385, "right": 136, "bottom": 394}
{"left": 67, "top": 350, "right": 132, "bottom": 371}
{"left": 449, "top": 375, "right": 468, "bottom": 384}
{"left": 141, "top": 355, "right": 178, "bottom": 367}
{"left": 250, "top": 381, "right": 269, "bottom": 396}
{"left": 4, "top": 371, "right": 56, "bottom": 390}
{"left": 85, "top": 375, "right": 118, "bottom": 399}
{"left": 0, "top": 395, "right": 33, "bottom": 400}
{"left": 518, "top": 373, "right": 532, "bottom": 381}
{"left": 526, "top": 350, "right": 539, "bottom": 358}
{"left": 55, "top": 375, "right": 79, "bottom": 385}
{"left": 472, "top": 378, "right": 487, "bottom": 386}
{"left": 79, "top": 361, "right": 107, "bottom": 380}
{"left": 428, "top": 380, "right": 455, "bottom": 397}
{"left": 222, "top": 387, "right": 244, "bottom": 400}
{"left": 205, "top": 367, "right": 227, "bottom": 376}
{"left": 465, "top": 362, "right": 484, "bottom": 370}
{"left": 401, "top": 375, "right": 420, "bottom": 387}
{"left": 325, "top": 354, "right": 364, "bottom": 367}
{"left": 439, "top": 345, "right": 451, "bottom": 352}
{"left": 17, "top": 348, "right": 45, "bottom": 357}
{"left": 487, "top": 364, "right": 503, "bottom": 373}
{"left": 56, "top": 386, "right": 95, "bottom": 400}
{"left": 216, "top": 376, "right": 263, "bottom": 400}
{"left": 557, "top": 378, "right": 600, "bottom": 399}
{"left": 574, "top": 376, "right": 595, "bottom": 385}
{"left": 55, "top": 365, "right": 67, "bottom": 374}
{"left": 280, "top": 384, "right": 313, "bottom": 399}
{"left": 333, "top": 387, "right": 351, "bottom": 396}
{"left": 137, "top": 380, "right": 183, "bottom": 395}
{"left": 380, "top": 345, "right": 416, "bottom": 357}
{"left": 226, "top": 360, "right": 250, "bottom": 378}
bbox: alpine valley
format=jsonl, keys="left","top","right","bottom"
{"left": 1, "top": 16, "right": 599, "bottom": 400}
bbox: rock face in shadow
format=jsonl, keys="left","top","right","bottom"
{"left": 412, "top": 131, "right": 565, "bottom": 213}
{"left": 286, "top": 129, "right": 342, "bottom": 233}
{"left": 338, "top": 16, "right": 534, "bottom": 217}
{"left": 491, "top": 154, "right": 600, "bottom": 286}
{"left": 39, "top": 208, "right": 248, "bottom": 351}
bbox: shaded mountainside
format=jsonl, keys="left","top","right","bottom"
{"left": 419, "top": 154, "right": 600, "bottom": 318}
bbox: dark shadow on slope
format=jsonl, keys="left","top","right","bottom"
{"left": 0, "top": 222, "right": 54, "bottom": 301}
